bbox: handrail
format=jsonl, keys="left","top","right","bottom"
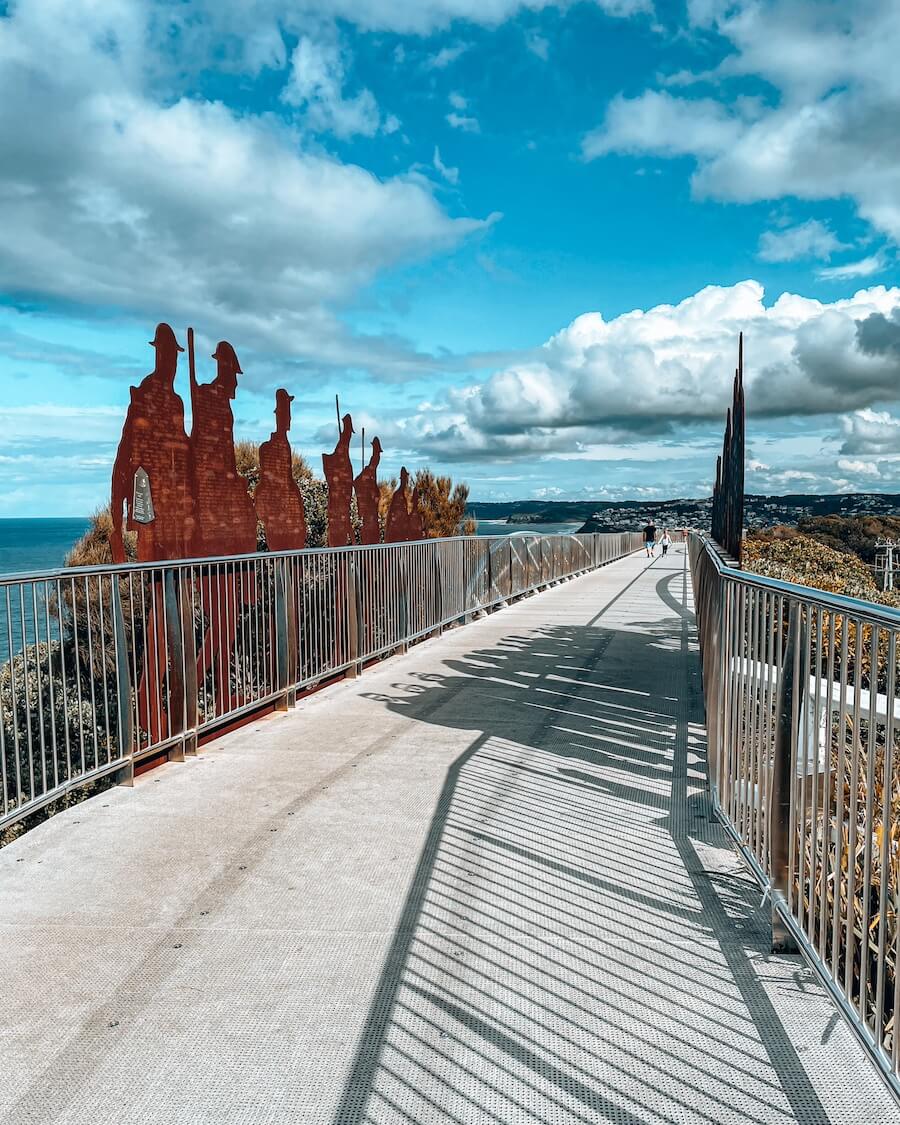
{"left": 699, "top": 533, "right": 900, "bottom": 627}
{"left": 0, "top": 531, "right": 643, "bottom": 834}
{"left": 688, "top": 532, "right": 900, "bottom": 1103}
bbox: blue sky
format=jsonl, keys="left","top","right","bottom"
{"left": 1, "top": 0, "right": 899, "bottom": 516}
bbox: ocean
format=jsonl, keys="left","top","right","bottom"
{"left": 0, "top": 518, "right": 92, "bottom": 578}
{"left": 474, "top": 519, "right": 582, "bottom": 537}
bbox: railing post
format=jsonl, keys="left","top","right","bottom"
{"left": 111, "top": 576, "right": 135, "bottom": 786}
{"left": 345, "top": 553, "right": 360, "bottom": 677}
{"left": 770, "top": 599, "right": 801, "bottom": 954}
{"left": 178, "top": 566, "right": 198, "bottom": 755}
{"left": 274, "top": 557, "right": 297, "bottom": 707}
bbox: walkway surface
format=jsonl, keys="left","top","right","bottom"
{"left": 0, "top": 548, "right": 896, "bottom": 1125}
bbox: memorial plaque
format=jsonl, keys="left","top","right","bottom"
{"left": 132, "top": 467, "right": 155, "bottom": 524}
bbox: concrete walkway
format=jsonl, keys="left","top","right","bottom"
{"left": 0, "top": 548, "right": 895, "bottom": 1124}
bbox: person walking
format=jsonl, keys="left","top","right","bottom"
{"left": 661, "top": 528, "right": 672, "bottom": 557}
{"left": 643, "top": 519, "right": 657, "bottom": 558}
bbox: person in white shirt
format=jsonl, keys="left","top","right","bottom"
{"left": 660, "top": 529, "right": 672, "bottom": 557}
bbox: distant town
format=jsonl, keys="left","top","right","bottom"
{"left": 467, "top": 492, "right": 900, "bottom": 534}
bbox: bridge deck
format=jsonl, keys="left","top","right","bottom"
{"left": 0, "top": 549, "right": 895, "bottom": 1124}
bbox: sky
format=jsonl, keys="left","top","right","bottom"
{"left": 1, "top": 0, "right": 899, "bottom": 516}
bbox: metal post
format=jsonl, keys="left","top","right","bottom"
{"left": 345, "top": 554, "right": 360, "bottom": 677}
{"left": 770, "top": 600, "right": 801, "bottom": 953}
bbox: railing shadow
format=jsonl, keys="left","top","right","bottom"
{"left": 332, "top": 554, "right": 834, "bottom": 1124}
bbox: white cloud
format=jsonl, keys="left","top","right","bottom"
{"left": 583, "top": 91, "right": 744, "bottom": 160}
{"left": 0, "top": 0, "right": 489, "bottom": 373}
{"left": 427, "top": 43, "right": 470, "bottom": 69}
{"left": 401, "top": 280, "right": 900, "bottom": 461}
{"left": 282, "top": 36, "right": 382, "bottom": 138}
{"left": 837, "top": 458, "right": 880, "bottom": 476}
{"left": 433, "top": 146, "right": 460, "bottom": 185}
{"left": 758, "top": 219, "right": 847, "bottom": 263}
{"left": 840, "top": 408, "right": 900, "bottom": 456}
{"left": 818, "top": 254, "right": 886, "bottom": 281}
{"left": 585, "top": 1, "right": 900, "bottom": 245}
{"left": 526, "top": 33, "right": 550, "bottom": 60}
{"left": 448, "top": 91, "right": 469, "bottom": 110}
{"left": 447, "top": 112, "right": 481, "bottom": 133}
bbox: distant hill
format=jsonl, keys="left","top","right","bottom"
{"left": 467, "top": 493, "right": 900, "bottom": 534}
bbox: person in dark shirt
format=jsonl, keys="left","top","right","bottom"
{"left": 643, "top": 520, "right": 657, "bottom": 558}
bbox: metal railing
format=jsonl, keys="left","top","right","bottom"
{"left": 689, "top": 532, "right": 900, "bottom": 1098}
{"left": 0, "top": 531, "right": 642, "bottom": 832}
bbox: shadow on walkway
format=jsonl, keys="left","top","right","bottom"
{"left": 330, "top": 555, "right": 837, "bottom": 1124}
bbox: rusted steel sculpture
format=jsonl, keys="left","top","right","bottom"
{"left": 323, "top": 413, "right": 355, "bottom": 547}
{"left": 189, "top": 335, "right": 257, "bottom": 557}
{"left": 354, "top": 436, "right": 383, "bottom": 545}
{"left": 711, "top": 334, "right": 745, "bottom": 564}
{"left": 189, "top": 331, "right": 258, "bottom": 709}
{"left": 256, "top": 390, "right": 307, "bottom": 551}
{"left": 408, "top": 484, "right": 426, "bottom": 542}
{"left": 385, "top": 467, "right": 413, "bottom": 543}
{"left": 110, "top": 323, "right": 195, "bottom": 563}
{"left": 110, "top": 323, "right": 196, "bottom": 744}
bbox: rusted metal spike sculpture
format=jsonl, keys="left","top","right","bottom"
{"left": 256, "top": 390, "right": 307, "bottom": 551}
{"left": 385, "top": 467, "right": 413, "bottom": 543}
{"left": 354, "top": 436, "right": 382, "bottom": 545}
{"left": 323, "top": 412, "right": 355, "bottom": 547}
{"left": 711, "top": 333, "right": 745, "bottom": 565}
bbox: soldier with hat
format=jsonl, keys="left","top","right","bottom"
{"left": 256, "top": 389, "right": 307, "bottom": 552}
{"left": 323, "top": 412, "right": 355, "bottom": 548}
{"left": 189, "top": 333, "right": 259, "bottom": 709}
{"left": 110, "top": 323, "right": 195, "bottom": 744}
{"left": 189, "top": 336, "right": 257, "bottom": 558}
{"left": 110, "top": 322, "right": 195, "bottom": 563}
{"left": 385, "top": 466, "right": 413, "bottom": 543}
{"left": 353, "top": 435, "right": 382, "bottom": 545}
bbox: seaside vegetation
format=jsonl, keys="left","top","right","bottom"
{"left": 1, "top": 460, "right": 473, "bottom": 844}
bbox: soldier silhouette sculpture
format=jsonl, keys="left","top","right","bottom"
{"left": 323, "top": 412, "right": 355, "bottom": 547}
{"left": 110, "top": 323, "right": 195, "bottom": 563}
{"left": 256, "top": 390, "right": 307, "bottom": 551}
{"left": 110, "top": 323, "right": 195, "bottom": 745}
{"left": 354, "top": 436, "right": 382, "bottom": 545}
{"left": 385, "top": 467, "right": 414, "bottom": 543}
{"left": 408, "top": 483, "right": 426, "bottom": 541}
{"left": 189, "top": 331, "right": 258, "bottom": 710}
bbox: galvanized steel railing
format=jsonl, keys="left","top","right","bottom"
{"left": 689, "top": 532, "right": 900, "bottom": 1098}
{"left": 0, "top": 531, "right": 642, "bottom": 831}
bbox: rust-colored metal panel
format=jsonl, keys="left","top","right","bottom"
{"left": 256, "top": 390, "right": 307, "bottom": 551}
{"left": 323, "top": 414, "right": 355, "bottom": 547}
{"left": 189, "top": 334, "right": 258, "bottom": 557}
{"left": 110, "top": 323, "right": 195, "bottom": 564}
{"left": 354, "top": 437, "right": 382, "bottom": 545}
{"left": 385, "top": 467, "right": 412, "bottom": 544}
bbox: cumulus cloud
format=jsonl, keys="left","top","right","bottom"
{"left": 837, "top": 458, "right": 880, "bottom": 476}
{"left": 402, "top": 280, "right": 900, "bottom": 461}
{"left": 0, "top": 0, "right": 490, "bottom": 373}
{"left": 839, "top": 409, "right": 900, "bottom": 456}
{"left": 758, "top": 220, "right": 847, "bottom": 263}
{"left": 584, "top": 1, "right": 900, "bottom": 245}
